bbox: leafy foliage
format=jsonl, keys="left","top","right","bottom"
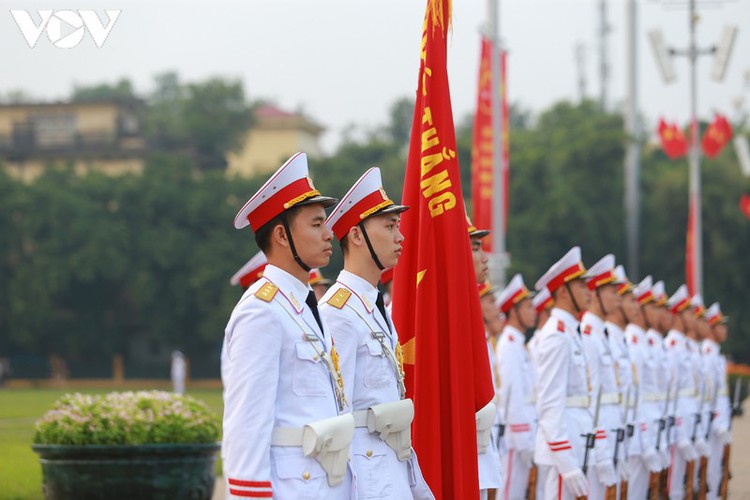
{"left": 33, "top": 391, "right": 221, "bottom": 445}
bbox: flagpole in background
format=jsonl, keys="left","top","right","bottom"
{"left": 488, "top": 0, "right": 507, "bottom": 287}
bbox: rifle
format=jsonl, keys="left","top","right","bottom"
{"left": 577, "top": 387, "right": 603, "bottom": 500}
{"left": 612, "top": 386, "right": 633, "bottom": 500}
{"left": 684, "top": 381, "right": 705, "bottom": 498}
{"left": 662, "top": 372, "right": 682, "bottom": 499}
{"left": 526, "top": 462, "right": 538, "bottom": 500}
{"left": 649, "top": 379, "right": 672, "bottom": 500}
{"left": 697, "top": 379, "right": 719, "bottom": 500}
{"left": 719, "top": 378, "right": 742, "bottom": 499}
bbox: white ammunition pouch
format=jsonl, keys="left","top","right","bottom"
{"left": 476, "top": 402, "right": 496, "bottom": 454}
{"left": 361, "top": 399, "right": 414, "bottom": 461}
{"left": 271, "top": 414, "right": 354, "bottom": 487}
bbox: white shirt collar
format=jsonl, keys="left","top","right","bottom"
{"left": 263, "top": 264, "right": 311, "bottom": 313}
{"left": 336, "top": 269, "right": 378, "bottom": 313}
{"left": 551, "top": 307, "right": 579, "bottom": 333}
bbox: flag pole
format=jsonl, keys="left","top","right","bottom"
{"left": 489, "top": 0, "right": 507, "bottom": 287}
{"left": 687, "top": 0, "right": 703, "bottom": 295}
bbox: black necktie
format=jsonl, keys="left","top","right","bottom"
{"left": 375, "top": 292, "right": 392, "bottom": 334}
{"left": 306, "top": 291, "right": 324, "bottom": 337}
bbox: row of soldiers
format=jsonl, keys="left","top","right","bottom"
{"left": 220, "top": 152, "right": 738, "bottom": 500}
{"left": 482, "top": 245, "right": 738, "bottom": 500}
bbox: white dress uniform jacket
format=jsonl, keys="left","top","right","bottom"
{"left": 580, "top": 312, "right": 620, "bottom": 495}
{"left": 222, "top": 265, "right": 354, "bottom": 500}
{"left": 319, "top": 270, "right": 432, "bottom": 499}
{"left": 496, "top": 325, "right": 538, "bottom": 500}
{"left": 664, "top": 328, "right": 698, "bottom": 500}
{"left": 700, "top": 339, "right": 729, "bottom": 500}
{"left": 644, "top": 328, "right": 669, "bottom": 469}
{"left": 534, "top": 308, "right": 593, "bottom": 500}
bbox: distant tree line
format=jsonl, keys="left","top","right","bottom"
{"left": 1, "top": 85, "right": 748, "bottom": 378}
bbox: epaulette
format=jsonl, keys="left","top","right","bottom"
{"left": 583, "top": 325, "right": 592, "bottom": 336}
{"left": 327, "top": 288, "right": 352, "bottom": 309}
{"left": 557, "top": 320, "right": 565, "bottom": 333}
{"left": 255, "top": 282, "right": 279, "bottom": 302}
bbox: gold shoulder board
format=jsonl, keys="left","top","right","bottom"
{"left": 327, "top": 289, "right": 352, "bottom": 309}
{"left": 255, "top": 282, "right": 279, "bottom": 302}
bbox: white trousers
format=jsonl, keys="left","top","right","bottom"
{"left": 626, "top": 455, "right": 650, "bottom": 500}
{"left": 543, "top": 468, "right": 576, "bottom": 500}
{"left": 500, "top": 449, "right": 532, "bottom": 500}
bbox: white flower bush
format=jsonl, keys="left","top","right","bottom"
{"left": 34, "top": 391, "right": 220, "bottom": 445}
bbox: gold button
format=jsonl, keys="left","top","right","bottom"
{"left": 313, "top": 355, "right": 319, "bottom": 361}
{"left": 303, "top": 471, "right": 311, "bottom": 480}
{"left": 366, "top": 450, "right": 373, "bottom": 458}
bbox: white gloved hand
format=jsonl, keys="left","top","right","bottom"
{"left": 620, "top": 463, "right": 630, "bottom": 481}
{"left": 677, "top": 440, "right": 698, "bottom": 462}
{"left": 716, "top": 428, "right": 731, "bottom": 446}
{"left": 694, "top": 438, "right": 710, "bottom": 457}
{"left": 518, "top": 448, "right": 534, "bottom": 467}
{"left": 562, "top": 468, "right": 588, "bottom": 497}
{"left": 660, "top": 448, "right": 671, "bottom": 470}
{"left": 595, "top": 460, "right": 617, "bottom": 486}
{"left": 643, "top": 449, "right": 662, "bottom": 473}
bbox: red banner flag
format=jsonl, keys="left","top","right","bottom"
{"left": 740, "top": 194, "right": 750, "bottom": 220}
{"left": 686, "top": 194, "right": 698, "bottom": 295}
{"left": 392, "top": 1, "right": 495, "bottom": 498}
{"left": 658, "top": 118, "right": 688, "bottom": 160}
{"left": 701, "top": 113, "right": 733, "bottom": 158}
{"left": 470, "top": 40, "right": 509, "bottom": 253}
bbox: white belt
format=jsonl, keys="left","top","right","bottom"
{"left": 601, "top": 392, "right": 620, "bottom": 405}
{"left": 566, "top": 395, "right": 590, "bottom": 408}
{"left": 642, "top": 393, "right": 666, "bottom": 402}
{"left": 525, "top": 395, "right": 537, "bottom": 404}
{"left": 719, "top": 389, "right": 728, "bottom": 396}
{"left": 352, "top": 410, "right": 368, "bottom": 427}
{"left": 271, "top": 427, "right": 304, "bottom": 447}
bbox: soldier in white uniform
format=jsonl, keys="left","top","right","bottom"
{"left": 320, "top": 167, "right": 433, "bottom": 500}
{"left": 495, "top": 274, "right": 539, "bottom": 500}
{"left": 528, "top": 287, "right": 553, "bottom": 369}
{"left": 664, "top": 285, "right": 699, "bottom": 500}
{"left": 687, "top": 295, "right": 711, "bottom": 494}
{"left": 222, "top": 152, "right": 355, "bottom": 500}
{"left": 533, "top": 246, "right": 593, "bottom": 500}
{"left": 466, "top": 217, "right": 504, "bottom": 500}
{"left": 647, "top": 280, "right": 672, "bottom": 480}
{"left": 578, "top": 255, "right": 620, "bottom": 498}
{"left": 702, "top": 303, "right": 731, "bottom": 500}
{"left": 627, "top": 276, "right": 663, "bottom": 499}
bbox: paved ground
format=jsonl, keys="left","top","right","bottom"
{"left": 212, "top": 400, "right": 750, "bottom": 500}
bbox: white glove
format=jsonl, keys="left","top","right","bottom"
{"left": 595, "top": 459, "right": 617, "bottom": 486}
{"left": 677, "top": 440, "right": 698, "bottom": 462}
{"left": 694, "top": 438, "right": 710, "bottom": 457}
{"left": 620, "top": 463, "right": 629, "bottom": 481}
{"left": 562, "top": 468, "right": 588, "bottom": 497}
{"left": 643, "top": 449, "right": 662, "bottom": 473}
{"left": 716, "top": 428, "right": 731, "bottom": 446}
{"left": 660, "top": 448, "right": 671, "bottom": 470}
{"left": 518, "top": 448, "right": 534, "bottom": 467}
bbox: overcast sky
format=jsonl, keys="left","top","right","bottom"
{"left": 2, "top": 0, "right": 749, "bottom": 152}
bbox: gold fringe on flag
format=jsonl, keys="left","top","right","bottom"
{"left": 426, "top": 0, "right": 452, "bottom": 33}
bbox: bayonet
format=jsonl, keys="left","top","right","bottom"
{"left": 581, "top": 386, "right": 603, "bottom": 475}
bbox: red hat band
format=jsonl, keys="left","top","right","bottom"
{"left": 501, "top": 288, "right": 530, "bottom": 313}
{"left": 547, "top": 263, "right": 586, "bottom": 293}
{"left": 239, "top": 265, "right": 266, "bottom": 289}
{"left": 671, "top": 297, "right": 690, "bottom": 315}
{"left": 637, "top": 291, "right": 654, "bottom": 305}
{"left": 247, "top": 177, "right": 320, "bottom": 231}
{"left": 587, "top": 270, "right": 616, "bottom": 290}
{"left": 332, "top": 190, "right": 393, "bottom": 240}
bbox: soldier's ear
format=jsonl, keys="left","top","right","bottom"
{"left": 271, "top": 223, "right": 289, "bottom": 249}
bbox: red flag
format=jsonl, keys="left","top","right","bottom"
{"left": 658, "top": 118, "right": 688, "bottom": 160}
{"left": 740, "top": 194, "right": 750, "bottom": 220}
{"left": 470, "top": 41, "right": 509, "bottom": 253}
{"left": 701, "top": 113, "right": 733, "bottom": 158}
{"left": 392, "top": 1, "right": 495, "bottom": 498}
{"left": 686, "top": 194, "right": 698, "bottom": 295}
{"left": 471, "top": 38, "right": 494, "bottom": 251}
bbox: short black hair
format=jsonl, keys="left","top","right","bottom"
{"left": 339, "top": 234, "right": 350, "bottom": 254}
{"left": 254, "top": 205, "right": 304, "bottom": 253}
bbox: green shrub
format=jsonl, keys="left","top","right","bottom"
{"left": 33, "top": 391, "right": 221, "bottom": 445}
